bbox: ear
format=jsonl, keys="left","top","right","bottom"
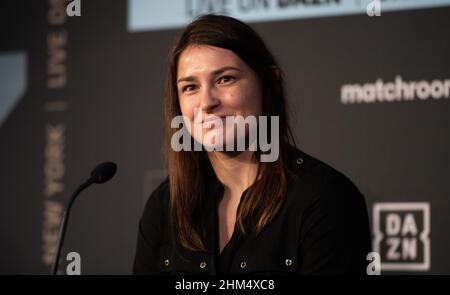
{"left": 270, "top": 65, "right": 280, "bottom": 79}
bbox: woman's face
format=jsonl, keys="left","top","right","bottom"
{"left": 176, "top": 45, "right": 262, "bottom": 150}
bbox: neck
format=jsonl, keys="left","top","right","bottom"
{"left": 207, "top": 150, "right": 259, "bottom": 199}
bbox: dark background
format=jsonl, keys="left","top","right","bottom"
{"left": 1, "top": 0, "right": 449, "bottom": 274}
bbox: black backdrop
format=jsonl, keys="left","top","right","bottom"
{"left": 1, "top": 0, "right": 449, "bottom": 274}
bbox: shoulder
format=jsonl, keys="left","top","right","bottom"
{"left": 284, "top": 148, "right": 371, "bottom": 274}
{"left": 148, "top": 178, "right": 170, "bottom": 202}
{"left": 289, "top": 147, "right": 356, "bottom": 189}
{"left": 140, "top": 178, "right": 170, "bottom": 225}
{"left": 285, "top": 147, "right": 366, "bottom": 212}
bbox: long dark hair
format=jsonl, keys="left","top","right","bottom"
{"left": 164, "top": 14, "right": 296, "bottom": 252}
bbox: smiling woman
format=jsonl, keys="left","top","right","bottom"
{"left": 133, "top": 14, "right": 372, "bottom": 275}
{"left": 173, "top": 44, "right": 279, "bottom": 159}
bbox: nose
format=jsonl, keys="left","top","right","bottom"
{"left": 200, "top": 85, "right": 220, "bottom": 113}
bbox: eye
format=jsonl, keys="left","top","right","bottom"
{"left": 217, "top": 75, "right": 235, "bottom": 84}
{"left": 182, "top": 84, "right": 198, "bottom": 93}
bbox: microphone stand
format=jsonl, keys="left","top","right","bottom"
{"left": 51, "top": 177, "right": 95, "bottom": 275}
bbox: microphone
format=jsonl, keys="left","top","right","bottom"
{"left": 51, "top": 162, "right": 117, "bottom": 275}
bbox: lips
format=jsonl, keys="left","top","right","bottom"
{"left": 201, "top": 115, "right": 229, "bottom": 128}
{"left": 202, "top": 115, "right": 226, "bottom": 123}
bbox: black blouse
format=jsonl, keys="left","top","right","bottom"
{"left": 133, "top": 148, "right": 372, "bottom": 275}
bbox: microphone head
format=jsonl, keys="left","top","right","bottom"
{"left": 90, "top": 162, "right": 117, "bottom": 184}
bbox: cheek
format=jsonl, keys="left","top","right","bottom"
{"left": 178, "top": 98, "right": 196, "bottom": 121}
{"left": 223, "top": 84, "right": 262, "bottom": 115}
{"left": 221, "top": 86, "right": 247, "bottom": 109}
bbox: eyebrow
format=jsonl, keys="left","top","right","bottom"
{"left": 177, "top": 66, "right": 242, "bottom": 84}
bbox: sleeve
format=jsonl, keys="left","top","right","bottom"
{"left": 132, "top": 187, "right": 166, "bottom": 275}
{"left": 298, "top": 177, "right": 372, "bottom": 275}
